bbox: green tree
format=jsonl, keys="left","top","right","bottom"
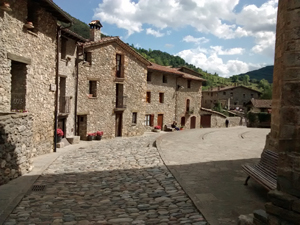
{"left": 243, "top": 75, "right": 250, "bottom": 85}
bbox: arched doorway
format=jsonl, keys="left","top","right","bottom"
{"left": 181, "top": 116, "right": 186, "bottom": 127}
{"left": 190, "top": 116, "right": 196, "bottom": 129}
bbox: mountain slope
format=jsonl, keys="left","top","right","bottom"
{"left": 237, "top": 66, "right": 274, "bottom": 83}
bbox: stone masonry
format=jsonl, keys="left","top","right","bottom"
{"left": 0, "top": 113, "right": 34, "bottom": 185}
{"left": 78, "top": 36, "right": 149, "bottom": 139}
{"left": 0, "top": 0, "right": 71, "bottom": 156}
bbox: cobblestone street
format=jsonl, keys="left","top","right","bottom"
{"left": 4, "top": 133, "right": 207, "bottom": 225}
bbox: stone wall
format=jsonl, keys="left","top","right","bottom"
{"left": 0, "top": 0, "right": 58, "bottom": 156}
{"left": 78, "top": 42, "right": 147, "bottom": 139}
{"left": 58, "top": 35, "right": 77, "bottom": 138}
{"left": 202, "top": 86, "right": 261, "bottom": 109}
{"left": 0, "top": 113, "right": 34, "bottom": 185}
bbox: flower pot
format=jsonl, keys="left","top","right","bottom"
{"left": 96, "top": 135, "right": 102, "bottom": 140}
{"left": 152, "top": 128, "right": 160, "bottom": 132}
{"left": 87, "top": 136, "right": 93, "bottom": 141}
{"left": 24, "top": 22, "right": 34, "bottom": 29}
{"left": 0, "top": 2, "right": 12, "bottom": 11}
{"left": 56, "top": 135, "right": 62, "bottom": 143}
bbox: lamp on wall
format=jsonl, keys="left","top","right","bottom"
{"left": 0, "top": 2, "right": 12, "bottom": 11}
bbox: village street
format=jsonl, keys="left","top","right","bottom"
{"left": 2, "top": 127, "right": 270, "bottom": 225}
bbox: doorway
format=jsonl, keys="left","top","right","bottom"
{"left": 11, "top": 61, "right": 27, "bottom": 111}
{"left": 115, "top": 112, "right": 123, "bottom": 137}
{"left": 157, "top": 114, "right": 163, "bottom": 130}
{"left": 58, "top": 117, "right": 66, "bottom": 138}
{"left": 77, "top": 115, "right": 87, "bottom": 140}
{"left": 201, "top": 114, "right": 211, "bottom": 128}
{"left": 190, "top": 116, "right": 196, "bottom": 129}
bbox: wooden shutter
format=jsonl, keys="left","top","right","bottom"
{"left": 150, "top": 114, "right": 154, "bottom": 126}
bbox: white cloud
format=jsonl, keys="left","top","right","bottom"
{"left": 210, "top": 46, "right": 244, "bottom": 55}
{"left": 176, "top": 47, "right": 263, "bottom": 77}
{"left": 146, "top": 28, "right": 164, "bottom": 37}
{"left": 183, "top": 35, "right": 209, "bottom": 44}
{"left": 165, "top": 44, "right": 174, "bottom": 48}
{"left": 251, "top": 31, "right": 275, "bottom": 58}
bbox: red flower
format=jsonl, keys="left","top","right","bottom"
{"left": 154, "top": 125, "right": 161, "bottom": 129}
{"left": 96, "top": 131, "right": 103, "bottom": 136}
{"left": 87, "top": 132, "right": 96, "bottom": 137}
{"left": 57, "top": 128, "right": 64, "bottom": 137}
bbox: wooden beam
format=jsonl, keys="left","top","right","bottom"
{"left": 7, "top": 53, "right": 31, "bottom": 65}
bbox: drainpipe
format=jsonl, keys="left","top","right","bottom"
{"left": 74, "top": 44, "right": 80, "bottom": 136}
{"left": 175, "top": 76, "right": 178, "bottom": 121}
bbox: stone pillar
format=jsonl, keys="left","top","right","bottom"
{"left": 255, "top": 1, "right": 300, "bottom": 224}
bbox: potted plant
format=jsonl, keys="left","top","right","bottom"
{"left": 0, "top": 2, "right": 12, "bottom": 11}
{"left": 56, "top": 128, "right": 64, "bottom": 143}
{"left": 180, "top": 126, "right": 184, "bottom": 130}
{"left": 96, "top": 131, "right": 103, "bottom": 140}
{"left": 87, "top": 132, "right": 96, "bottom": 141}
{"left": 152, "top": 125, "right": 161, "bottom": 132}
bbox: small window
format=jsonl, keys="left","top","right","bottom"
{"left": 208, "top": 93, "right": 210, "bottom": 96}
{"left": 61, "top": 37, "right": 67, "bottom": 59}
{"left": 84, "top": 52, "right": 92, "bottom": 65}
{"left": 243, "top": 93, "right": 245, "bottom": 98}
{"left": 159, "top": 93, "right": 164, "bottom": 103}
{"left": 187, "top": 80, "right": 191, "bottom": 88}
{"left": 230, "top": 92, "right": 233, "bottom": 97}
{"left": 146, "top": 92, "right": 151, "bottom": 103}
{"left": 132, "top": 112, "right": 137, "bottom": 124}
{"left": 186, "top": 99, "right": 190, "bottom": 112}
{"left": 116, "top": 54, "right": 123, "bottom": 78}
{"left": 89, "top": 81, "right": 97, "bottom": 97}
{"left": 145, "top": 114, "right": 154, "bottom": 126}
{"left": 223, "top": 92, "right": 226, "bottom": 95}
{"left": 251, "top": 94, "right": 254, "bottom": 98}
{"left": 163, "top": 75, "right": 167, "bottom": 83}
{"left": 211, "top": 93, "right": 213, "bottom": 96}
{"left": 147, "top": 72, "right": 152, "bottom": 82}
{"left": 27, "top": 1, "right": 38, "bottom": 33}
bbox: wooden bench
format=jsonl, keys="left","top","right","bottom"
{"left": 242, "top": 150, "right": 278, "bottom": 191}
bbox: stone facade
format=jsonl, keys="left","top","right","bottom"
{"left": 0, "top": 0, "right": 72, "bottom": 156}
{"left": 0, "top": 113, "right": 34, "bottom": 185}
{"left": 202, "top": 85, "right": 261, "bottom": 110}
{"left": 200, "top": 108, "right": 241, "bottom": 128}
{"left": 146, "top": 65, "right": 203, "bottom": 130}
{"left": 77, "top": 34, "right": 149, "bottom": 140}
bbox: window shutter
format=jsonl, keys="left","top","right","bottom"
{"left": 150, "top": 114, "right": 154, "bottom": 126}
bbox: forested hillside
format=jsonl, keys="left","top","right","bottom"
{"left": 236, "top": 66, "right": 274, "bottom": 83}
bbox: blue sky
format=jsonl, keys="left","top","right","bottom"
{"left": 53, "top": 0, "right": 278, "bottom": 77}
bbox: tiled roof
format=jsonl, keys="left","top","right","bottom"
{"left": 61, "top": 29, "right": 88, "bottom": 42}
{"left": 203, "top": 85, "right": 262, "bottom": 93}
{"left": 79, "top": 37, "right": 150, "bottom": 66}
{"left": 251, "top": 99, "right": 272, "bottom": 108}
{"left": 148, "top": 63, "right": 205, "bottom": 81}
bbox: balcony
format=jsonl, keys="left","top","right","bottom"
{"left": 114, "top": 95, "right": 127, "bottom": 111}
{"left": 59, "top": 96, "right": 71, "bottom": 115}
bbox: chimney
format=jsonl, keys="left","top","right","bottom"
{"left": 89, "top": 20, "right": 102, "bottom": 42}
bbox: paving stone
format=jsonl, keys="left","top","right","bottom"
{"left": 4, "top": 134, "right": 206, "bottom": 224}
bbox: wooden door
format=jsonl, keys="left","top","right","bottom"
{"left": 190, "top": 116, "right": 196, "bottom": 129}
{"left": 157, "top": 114, "right": 163, "bottom": 130}
{"left": 77, "top": 115, "right": 87, "bottom": 140}
{"left": 201, "top": 114, "right": 211, "bottom": 128}
{"left": 115, "top": 112, "right": 123, "bottom": 137}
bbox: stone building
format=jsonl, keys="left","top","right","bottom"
{"left": 202, "top": 85, "right": 261, "bottom": 110}
{"left": 146, "top": 64, "right": 204, "bottom": 130}
{"left": 77, "top": 20, "right": 150, "bottom": 140}
{"left": 58, "top": 29, "right": 87, "bottom": 139}
{"left": 0, "top": 0, "right": 72, "bottom": 183}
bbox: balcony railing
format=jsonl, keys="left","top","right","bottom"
{"left": 59, "top": 96, "right": 71, "bottom": 114}
{"left": 115, "top": 95, "right": 127, "bottom": 111}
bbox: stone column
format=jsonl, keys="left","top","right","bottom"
{"left": 256, "top": 1, "right": 300, "bottom": 224}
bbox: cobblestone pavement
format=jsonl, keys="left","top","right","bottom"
{"left": 4, "top": 133, "right": 207, "bottom": 225}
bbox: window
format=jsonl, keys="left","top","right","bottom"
{"left": 211, "top": 93, "right": 213, "bottom": 96}
{"left": 89, "top": 81, "right": 97, "bottom": 97}
{"left": 230, "top": 92, "right": 233, "bottom": 97}
{"left": 251, "top": 94, "right": 254, "bottom": 98}
{"left": 132, "top": 112, "right": 137, "bottom": 124}
{"left": 145, "top": 114, "right": 154, "bottom": 126}
{"left": 147, "top": 72, "right": 152, "bottom": 82}
{"left": 243, "top": 93, "right": 245, "bottom": 98}
{"left": 159, "top": 93, "right": 164, "bottom": 103}
{"left": 187, "top": 80, "right": 191, "bottom": 88}
{"left": 27, "top": 1, "right": 38, "bottom": 33}
{"left": 146, "top": 92, "right": 151, "bottom": 103}
{"left": 223, "top": 92, "right": 226, "bottom": 95}
{"left": 186, "top": 99, "right": 190, "bottom": 112}
{"left": 84, "top": 52, "right": 92, "bottom": 65}
{"left": 61, "top": 37, "right": 67, "bottom": 59}
{"left": 163, "top": 75, "right": 167, "bottom": 83}
{"left": 116, "top": 54, "right": 122, "bottom": 77}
